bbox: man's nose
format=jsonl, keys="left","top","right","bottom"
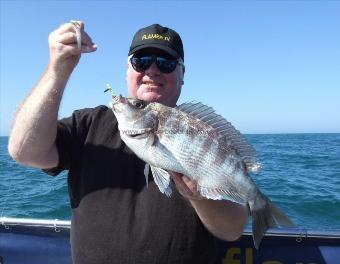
{"left": 145, "top": 61, "right": 160, "bottom": 76}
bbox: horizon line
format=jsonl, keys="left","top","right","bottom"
{"left": 1, "top": 132, "right": 340, "bottom": 137}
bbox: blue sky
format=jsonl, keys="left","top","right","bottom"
{"left": 1, "top": 1, "right": 339, "bottom": 135}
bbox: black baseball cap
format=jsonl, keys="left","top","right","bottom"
{"left": 128, "top": 24, "right": 184, "bottom": 61}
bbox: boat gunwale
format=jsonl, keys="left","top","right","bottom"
{"left": 1, "top": 217, "right": 340, "bottom": 239}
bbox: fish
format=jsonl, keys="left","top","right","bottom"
{"left": 110, "top": 94, "right": 295, "bottom": 249}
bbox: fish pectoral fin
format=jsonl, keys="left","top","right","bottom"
{"left": 197, "top": 185, "right": 245, "bottom": 204}
{"left": 144, "top": 163, "right": 150, "bottom": 187}
{"left": 150, "top": 166, "right": 173, "bottom": 197}
{"left": 151, "top": 133, "right": 157, "bottom": 146}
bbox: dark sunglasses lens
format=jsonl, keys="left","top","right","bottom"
{"left": 131, "top": 54, "right": 179, "bottom": 73}
{"left": 156, "top": 57, "right": 178, "bottom": 73}
{"left": 131, "top": 56, "right": 153, "bottom": 72}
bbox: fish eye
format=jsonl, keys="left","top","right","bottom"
{"left": 132, "top": 100, "right": 146, "bottom": 109}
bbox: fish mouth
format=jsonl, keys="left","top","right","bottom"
{"left": 111, "top": 94, "right": 126, "bottom": 105}
{"left": 111, "top": 95, "right": 128, "bottom": 113}
{"left": 111, "top": 94, "right": 121, "bottom": 103}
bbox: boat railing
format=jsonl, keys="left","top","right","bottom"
{"left": 0, "top": 216, "right": 70, "bottom": 231}
{"left": 1, "top": 216, "right": 340, "bottom": 239}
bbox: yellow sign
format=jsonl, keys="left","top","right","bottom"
{"left": 142, "top": 34, "right": 170, "bottom": 42}
{"left": 222, "top": 247, "right": 317, "bottom": 264}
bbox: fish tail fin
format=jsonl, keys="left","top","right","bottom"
{"left": 249, "top": 194, "right": 295, "bottom": 250}
{"left": 269, "top": 200, "right": 296, "bottom": 227}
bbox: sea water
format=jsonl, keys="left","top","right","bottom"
{"left": 1, "top": 134, "right": 339, "bottom": 230}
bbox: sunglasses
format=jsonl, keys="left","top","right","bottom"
{"left": 130, "top": 53, "right": 183, "bottom": 74}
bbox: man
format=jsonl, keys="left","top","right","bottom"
{"left": 8, "top": 22, "right": 248, "bottom": 263}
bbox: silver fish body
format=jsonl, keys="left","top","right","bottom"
{"left": 111, "top": 95, "right": 295, "bottom": 249}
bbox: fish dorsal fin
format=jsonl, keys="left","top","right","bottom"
{"left": 176, "top": 102, "right": 261, "bottom": 173}
{"left": 150, "top": 165, "right": 173, "bottom": 197}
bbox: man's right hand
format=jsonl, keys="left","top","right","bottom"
{"left": 8, "top": 20, "right": 97, "bottom": 168}
{"left": 48, "top": 21, "right": 97, "bottom": 76}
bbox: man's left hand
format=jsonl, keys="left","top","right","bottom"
{"left": 169, "top": 172, "right": 205, "bottom": 200}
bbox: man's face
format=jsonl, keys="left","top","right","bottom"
{"left": 126, "top": 48, "right": 184, "bottom": 107}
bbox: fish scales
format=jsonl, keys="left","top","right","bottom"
{"left": 159, "top": 110, "right": 227, "bottom": 182}
{"left": 111, "top": 95, "right": 295, "bottom": 249}
{"left": 164, "top": 129, "right": 243, "bottom": 189}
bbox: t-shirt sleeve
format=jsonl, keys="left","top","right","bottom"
{"left": 43, "top": 109, "right": 91, "bottom": 176}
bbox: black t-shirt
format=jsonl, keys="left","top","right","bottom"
{"left": 44, "top": 105, "right": 217, "bottom": 264}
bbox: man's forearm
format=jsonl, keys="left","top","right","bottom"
{"left": 8, "top": 66, "right": 70, "bottom": 167}
{"left": 189, "top": 198, "right": 249, "bottom": 241}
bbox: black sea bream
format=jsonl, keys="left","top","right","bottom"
{"left": 111, "top": 94, "right": 295, "bottom": 249}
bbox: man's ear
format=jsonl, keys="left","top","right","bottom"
{"left": 181, "top": 66, "right": 185, "bottom": 84}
